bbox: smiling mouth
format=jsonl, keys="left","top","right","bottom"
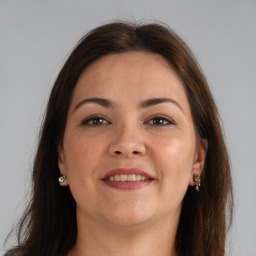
{"left": 105, "top": 174, "right": 151, "bottom": 182}
{"left": 102, "top": 168, "right": 154, "bottom": 190}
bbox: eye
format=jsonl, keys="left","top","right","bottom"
{"left": 81, "top": 115, "right": 110, "bottom": 126}
{"left": 147, "top": 116, "right": 174, "bottom": 126}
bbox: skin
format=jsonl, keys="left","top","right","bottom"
{"left": 58, "top": 52, "right": 208, "bottom": 256}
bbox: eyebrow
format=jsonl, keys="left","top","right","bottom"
{"left": 73, "top": 97, "right": 114, "bottom": 112}
{"left": 73, "top": 97, "right": 183, "bottom": 113}
{"left": 140, "top": 97, "right": 184, "bottom": 112}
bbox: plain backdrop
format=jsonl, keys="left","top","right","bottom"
{"left": 0, "top": 1, "right": 255, "bottom": 255}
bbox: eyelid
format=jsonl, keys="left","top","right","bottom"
{"left": 81, "top": 114, "right": 111, "bottom": 126}
{"left": 145, "top": 115, "right": 175, "bottom": 126}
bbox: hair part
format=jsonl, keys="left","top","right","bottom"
{"left": 6, "top": 21, "right": 233, "bottom": 256}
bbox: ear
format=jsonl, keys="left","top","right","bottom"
{"left": 189, "top": 138, "right": 208, "bottom": 186}
{"left": 58, "top": 146, "right": 69, "bottom": 186}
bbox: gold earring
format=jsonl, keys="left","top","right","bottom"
{"left": 58, "top": 175, "right": 66, "bottom": 183}
{"left": 193, "top": 174, "right": 201, "bottom": 192}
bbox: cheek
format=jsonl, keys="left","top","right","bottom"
{"left": 155, "top": 138, "right": 195, "bottom": 208}
{"left": 64, "top": 134, "right": 106, "bottom": 176}
{"left": 153, "top": 136, "right": 195, "bottom": 185}
{"left": 63, "top": 135, "right": 106, "bottom": 204}
{"left": 157, "top": 134, "right": 195, "bottom": 164}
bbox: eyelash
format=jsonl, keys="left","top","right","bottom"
{"left": 81, "top": 115, "right": 174, "bottom": 127}
{"left": 146, "top": 115, "right": 174, "bottom": 126}
{"left": 81, "top": 115, "right": 110, "bottom": 126}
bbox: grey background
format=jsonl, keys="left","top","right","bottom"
{"left": 0, "top": 1, "right": 255, "bottom": 255}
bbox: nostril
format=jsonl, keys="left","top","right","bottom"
{"left": 113, "top": 150, "right": 140, "bottom": 156}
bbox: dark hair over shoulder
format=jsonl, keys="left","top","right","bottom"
{"left": 5, "top": 21, "right": 233, "bottom": 256}
{"left": 3, "top": 251, "right": 20, "bottom": 256}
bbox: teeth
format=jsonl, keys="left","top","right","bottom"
{"left": 128, "top": 174, "right": 136, "bottom": 181}
{"left": 120, "top": 174, "right": 127, "bottom": 181}
{"left": 107, "top": 174, "right": 149, "bottom": 182}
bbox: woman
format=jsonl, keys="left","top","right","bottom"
{"left": 5, "top": 21, "right": 233, "bottom": 256}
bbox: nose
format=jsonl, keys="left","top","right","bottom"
{"left": 108, "top": 124, "right": 146, "bottom": 158}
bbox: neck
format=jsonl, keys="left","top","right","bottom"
{"left": 68, "top": 210, "right": 180, "bottom": 256}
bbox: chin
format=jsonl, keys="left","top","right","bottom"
{"left": 101, "top": 202, "right": 156, "bottom": 227}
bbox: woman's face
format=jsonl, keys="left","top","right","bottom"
{"left": 59, "top": 52, "right": 207, "bottom": 228}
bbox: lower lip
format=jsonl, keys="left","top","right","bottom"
{"left": 103, "top": 180, "right": 152, "bottom": 190}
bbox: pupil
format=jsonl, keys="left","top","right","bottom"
{"left": 94, "top": 118, "right": 102, "bottom": 125}
{"left": 154, "top": 119, "right": 162, "bottom": 125}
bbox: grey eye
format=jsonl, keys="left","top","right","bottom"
{"left": 148, "top": 116, "right": 173, "bottom": 126}
{"left": 82, "top": 116, "right": 110, "bottom": 126}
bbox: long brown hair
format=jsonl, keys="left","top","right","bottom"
{"left": 6, "top": 21, "right": 233, "bottom": 256}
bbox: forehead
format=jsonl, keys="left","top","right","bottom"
{"left": 81, "top": 51, "right": 175, "bottom": 77}
{"left": 75, "top": 52, "right": 185, "bottom": 95}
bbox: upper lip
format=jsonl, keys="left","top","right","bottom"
{"left": 101, "top": 168, "right": 154, "bottom": 180}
